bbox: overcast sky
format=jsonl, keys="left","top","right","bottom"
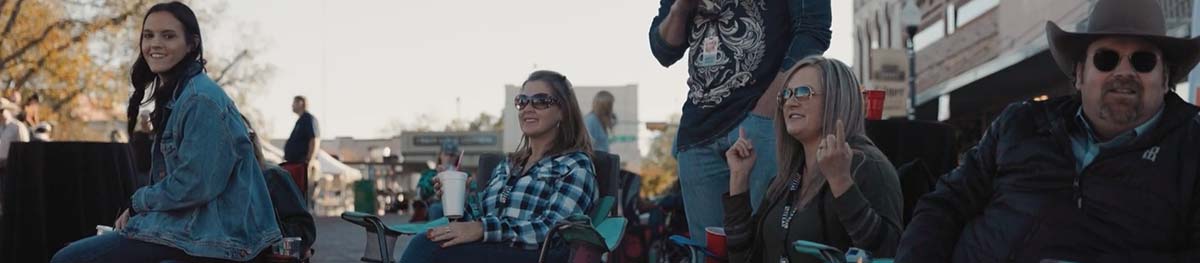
{"left": 211, "top": 0, "right": 855, "bottom": 152}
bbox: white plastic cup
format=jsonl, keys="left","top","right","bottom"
{"left": 439, "top": 170, "right": 469, "bottom": 219}
{"left": 96, "top": 225, "right": 114, "bottom": 236}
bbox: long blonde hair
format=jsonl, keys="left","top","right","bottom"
{"left": 767, "top": 56, "right": 874, "bottom": 208}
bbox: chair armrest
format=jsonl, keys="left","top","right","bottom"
{"left": 589, "top": 196, "right": 616, "bottom": 225}
{"left": 595, "top": 217, "right": 627, "bottom": 251}
{"left": 340, "top": 212, "right": 394, "bottom": 263}
{"left": 340, "top": 212, "right": 394, "bottom": 234}
{"left": 793, "top": 240, "right": 846, "bottom": 263}
{"left": 388, "top": 217, "right": 450, "bottom": 235}
{"left": 340, "top": 211, "right": 376, "bottom": 225}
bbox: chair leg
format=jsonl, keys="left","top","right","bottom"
{"left": 688, "top": 246, "right": 703, "bottom": 263}
{"left": 360, "top": 231, "right": 398, "bottom": 263}
{"left": 356, "top": 216, "right": 396, "bottom": 263}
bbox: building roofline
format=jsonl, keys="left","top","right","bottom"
{"left": 916, "top": 37, "right": 1049, "bottom": 106}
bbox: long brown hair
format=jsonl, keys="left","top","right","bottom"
{"left": 767, "top": 56, "right": 876, "bottom": 208}
{"left": 126, "top": 1, "right": 206, "bottom": 136}
{"left": 509, "top": 70, "right": 593, "bottom": 166}
{"left": 591, "top": 91, "right": 616, "bottom": 133}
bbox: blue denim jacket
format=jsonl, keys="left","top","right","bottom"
{"left": 121, "top": 71, "right": 281, "bottom": 261}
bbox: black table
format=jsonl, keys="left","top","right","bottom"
{"left": 865, "top": 119, "right": 960, "bottom": 175}
{"left": 0, "top": 142, "right": 139, "bottom": 262}
{"left": 865, "top": 119, "right": 960, "bottom": 222}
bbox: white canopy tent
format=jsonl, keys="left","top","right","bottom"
{"left": 259, "top": 139, "right": 363, "bottom": 181}
{"left": 261, "top": 139, "right": 365, "bottom": 216}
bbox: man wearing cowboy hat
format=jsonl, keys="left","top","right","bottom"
{"left": 896, "top": 0, "right": 1200, "bottom": 262}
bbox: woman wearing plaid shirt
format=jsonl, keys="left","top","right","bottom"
{"left": 400, "top": 70, "right": 599, "bottom": 263}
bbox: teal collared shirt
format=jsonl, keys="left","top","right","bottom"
{"left": 1070, "top": 106, "right": 1163, "bottom": 172}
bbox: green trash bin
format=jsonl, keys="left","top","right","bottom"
{"left": 354, "top": 179, "right": 376, "bottom": 213}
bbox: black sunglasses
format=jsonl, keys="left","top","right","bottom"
{"left": 1092, "top": 49, "right": 1158, "bottom": 73}
{"left": 778, "top": 85, "right": 822, "bottom": 102}
{"left": 514, "top": 93, "right": 559, "bottom": 110}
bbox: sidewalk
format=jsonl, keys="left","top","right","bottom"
{"left": 313, "top": 213, "right": 412, "bottom": 263}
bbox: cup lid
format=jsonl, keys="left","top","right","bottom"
{"left": 705, "top": 227, "right": 725, "bottom": 235}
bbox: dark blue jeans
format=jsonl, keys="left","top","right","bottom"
{"left": 675, "top": 113, "right": 778, "bottom": 246}
{"left": 399, "top": 231, "right": 568, "bottom": 263}
{"left": 50, "top": 233, "right": 238, "bottom": 263}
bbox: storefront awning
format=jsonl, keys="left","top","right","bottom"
{"left": 915, "top": 38, "right": 1070, "bottom": 121}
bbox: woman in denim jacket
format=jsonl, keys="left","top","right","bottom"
{"left": 52, "top": 2, "right": 280, "bottom": 262}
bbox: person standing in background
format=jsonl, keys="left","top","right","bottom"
{"left": 283, "top": 95, "right": 320, "bottom": 199}
{"left": 584, "top": 90, "right": 616, "bottom": 153}
{"left": 17, "top": 93, "right": 40, "bottom": 130}
{"left": 648, "top": 0, "right": 832, "bottom": 245}
{"left": 4, "top": 90, "right": 20, "bottom": 110}
{"left": 0, "top": 102, "right": 30, "bottom": 168}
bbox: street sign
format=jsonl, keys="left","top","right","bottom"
{"left": 870, "top": 49, "right": 910, "bottom": 119}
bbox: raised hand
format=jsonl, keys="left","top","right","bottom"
{"left": 817, "top": 120, "right": 854, "bottom": 197}
{"left": 725, "top": 127, "right": 756, "bottom": 195}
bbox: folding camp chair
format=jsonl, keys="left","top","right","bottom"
{"left": 340, "top": 152, "right": 627, "bottom": 263}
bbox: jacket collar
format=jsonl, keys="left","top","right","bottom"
{"left": 1043, "top": 92, "right": 1199, "bottom": 149}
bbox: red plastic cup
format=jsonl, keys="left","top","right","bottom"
{"left": 864, "top": 90, "right": 886, "bottom": 120}
{"left": 705, "top": 227, "right": 727, "bottom": 262}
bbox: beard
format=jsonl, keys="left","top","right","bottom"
{"left": 1098, "top": 76, "right": 1144, "bottom": 125}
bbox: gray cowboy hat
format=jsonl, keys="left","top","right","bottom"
{"left": 1047, "top": 0, "right": 1200, "bottom": 84}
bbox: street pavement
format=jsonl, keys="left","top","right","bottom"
{"left": 312, "top": 213, "right": 413, "bottom": 263}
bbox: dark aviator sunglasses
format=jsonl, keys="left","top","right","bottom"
{"left": 1092, "top": 49, "right": 1158, "bottom": 73}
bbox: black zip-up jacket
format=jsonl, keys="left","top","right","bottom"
{"left": 897, "top": 93, "right": 1200, "bottom": 263}
{"left": 263, "top": 165, "right": 316, "bottom": 252}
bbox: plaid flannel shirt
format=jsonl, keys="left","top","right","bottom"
{"left": 476, "top": 151, "right": 598, "bottom": 249}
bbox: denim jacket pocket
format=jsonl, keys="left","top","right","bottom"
{"left": 159, "top": 131, "right": 178, "bottom": 157}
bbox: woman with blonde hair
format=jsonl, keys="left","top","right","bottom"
{"left": 723, "top": 56, "right": 903, "bottom": 263}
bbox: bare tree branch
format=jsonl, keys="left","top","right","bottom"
{"left": 10, "top": 55, "right": 46, "bottom": 90}
{"left": 50, "top": 87, "right": 86, "bottom": 113}
{"left": 0, "top": 0, "right": 141, "bottom": 69}
{"left": 0, "top": 19, "right": 78, "bottom": 69}
{"left": 0, "top": 0, "right": 9, "bottom": 19}
{"left": 212, "top": 49, "right": 249, "bottom": 85}
{"left": 0, "top": 0, "right": 23, "bottom": 38}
